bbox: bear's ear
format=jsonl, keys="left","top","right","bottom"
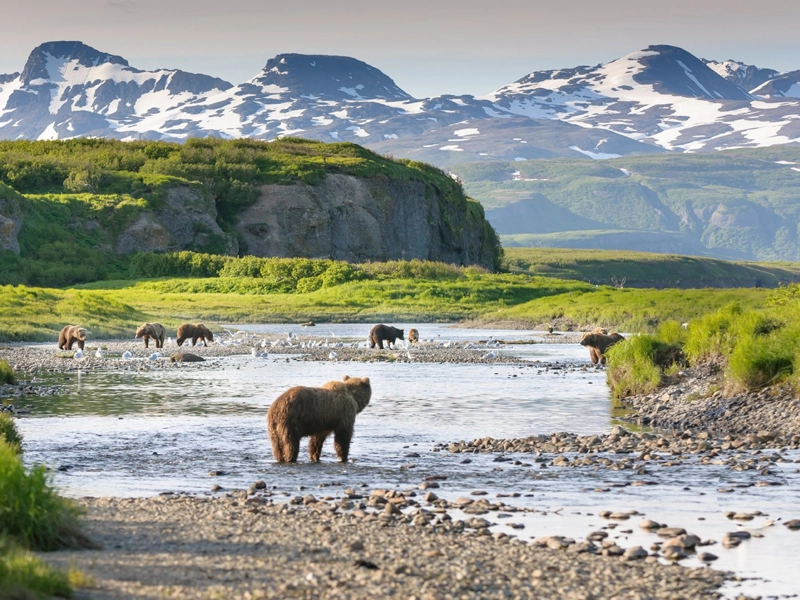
{"left": 363, "top": 377, "right": 370, "bottom": 384}
{"left": 343, "top": 375, "right": 350, "bottom": 381}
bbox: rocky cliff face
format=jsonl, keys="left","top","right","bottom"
{"left": 236, "top": 174, "right": 498, "bottom": 269}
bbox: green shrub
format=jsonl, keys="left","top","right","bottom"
{"left": 0, "top": 442, "right": 87, "bottom": 551}
{"left": 0, "top": 537, "right": 72, "bottom": 599}
{"left": 727, "top": 331, "right": 795, "bottom": 391}
{"left": 129, "top": 251, "right": 232, "bottom": 278}
{"left": 684, "top": 303, "right": 743, "bottom": 364}
{"left": 606, "top": 335, "right": 666, "bottom": 398}
{"left": 0, "top": 414, "right": 22, "bottom": 452}
{"left": 0, "top": 359, "right": 14, "bottom": 385}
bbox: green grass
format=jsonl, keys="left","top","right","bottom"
{"left": 0, "top": 442, "right": 88, "bottom": 551}
{"left": 0, "top": 537, "right": 72, "bottom": 599}
{"left": 0, "top": 359, "right": 14, "bottom": 385}
{"left": 0, "top": 414, "right": 22, "bottom": 452}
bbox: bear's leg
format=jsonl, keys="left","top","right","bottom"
{"left": 308, "top": 433, "right": 329, "bottom": 462}
{"left": 333, "top": 425, "right": 354, "bottom": 462}
{"left": 270, "top": 436, "right": 284, "bottom": 462}
{"left": 144, "top": 337, "right": 149, "bottom": 349}
{"left": 176, "top": 337, "right": 184, "bottom": 347}
{"left": 191, "top": 336, "right": 198, "bottom": 346}
{"left": 285, "top": 436, "right": 301, "bottom": 463}
{"left": 378, "top": 339, "right": 384, "bottom": 349}
{"left": 78, "top": 339, "right": 85, "bottom": 350}
{"left": 157, "top": 337, "right": 164, "bottom": 348}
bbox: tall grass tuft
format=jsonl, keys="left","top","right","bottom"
{"left": 0, "top": 413, "right": 22, "bottom": 453}
{"left": 0, "top": 442, "right": 91, "bottom": 551}
{"left": 0, "top": 537, "right": 72, "bottom": 598}
{"left": 0, "top": 359, "right": 15, "bottom": 385}
{"left": 606, "top": 335, "right": 665, "bottom": 398}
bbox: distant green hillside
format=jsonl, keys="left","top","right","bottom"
{"left": 503, "top": 247, "right": 800, "bottom": 289}
{"left": 454, "top": 147, "right": 800, "bottom": 261}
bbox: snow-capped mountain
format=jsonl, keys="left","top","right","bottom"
{"left": 1, "top": 41, "right": 800, "bottom": 162}
{"left": 702, "top": 58, "right": 779, "bottom": 92}
{"left": 0, "top": 41, "right": 232, "bottom": 140}
{"left": 751, "top": 71, "right": 800, "bottom": 99}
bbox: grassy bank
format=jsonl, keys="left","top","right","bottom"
{"left": 0, "top": 415, "right": 91, "bottom": 598}
{"left": 606, "top": 285, "right": 800, "bottom": 398}
{"left": 503, "top": 247, "right": 800, "bottom": 289}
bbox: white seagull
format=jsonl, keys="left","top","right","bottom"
{"left": 481, "top": 350, "right": 497, "bottom": 360}
{"left": 73, "top": 349, "right": 83, "bottom": 359}
{"left": 122, "top": 351, "right": 132, "bottom": 360}
{"left": 95, "top": 348, "right": 103, "bottom": 358}
{"left": 148, "top": 352, "right": 161, "bottom": 361}
{"left": 251, "top": 347, "right": 259, "bottom": 357}
{"left": 328, "top": 351, "right": 338, "bottom": 360}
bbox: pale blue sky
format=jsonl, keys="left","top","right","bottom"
{"left": 1, "top": 0, "right": 798, "bottom": 98}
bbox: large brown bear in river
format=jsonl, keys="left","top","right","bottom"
{"left": 267, "top": 375, "right": 372, "bottom": 463}
{"left": 369, "top": 324, "right": 404, "bottom": 349}
{"left": 580, "top": 331, "right": 625, "bottom": 365}
{"left": 58, "top": 325, "right": 87, "bottom": 351}
{"left": 176, "top": 323, "right": 214, "bottom": 347}
{"left": 135, "top": 322, "right": 166, "bottom": 348}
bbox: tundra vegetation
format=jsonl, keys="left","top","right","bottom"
{"left": 0, "top": 415, "right": 89, "bottom": 597}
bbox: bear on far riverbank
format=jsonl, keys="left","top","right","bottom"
{"left": 135, "top": 322, "right": 166, "bottom": 349}
{"left": 267, "top": 375, "right": 372, "bottom": 463}
{"left": 369, "top": 324, "right": 404, "bottom": 349}
{"left": 58, "top": 325, "right": 87, "bottom": 351}
{"left": 176, "top": 323, "right": 214, "bottom": 347}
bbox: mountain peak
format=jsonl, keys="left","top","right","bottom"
{"left": 628, "top": 44, "right": 753, "bottom": 100}
{"left": 251, "top": 53, "right": 413, "bottom": 101}
{"left": 21, "top": 41, "right": 128, "bottom": 85}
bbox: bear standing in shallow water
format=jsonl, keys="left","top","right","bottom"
{"left": 267, "top": 375, "right": 371, "bottom": 463}
{"left": 369, "top": 324, "right": 404, "bottom": 349}
{"left": 580, "top": 331, "right": 625, "bottom": 365}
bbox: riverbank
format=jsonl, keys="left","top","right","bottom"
{"left": 619, "top": 363, "right": 800, "bottom": 441}
{"left": 40, "top": 495, "right": 727, "bottom": 600}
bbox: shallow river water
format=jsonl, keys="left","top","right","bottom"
{"left": 10, "top": 324, "right": 800, "bottom": 599}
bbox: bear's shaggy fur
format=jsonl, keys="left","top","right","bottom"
{"left": 580, "top": 331, "right": 625, "bottom": 365}
{"left": 58, "top": 325, "right": 87, "bottom": 351}
{"left": 369, "top": 324, "right": 404, "bottom": 349}
{"left": 135, "top": 322, "right": 166, "bottom": 349}
{"left": 408, "top": 328, "right": 419, "bottom": 344}
{"left": 176, "top": 323, "right": 214, "bottom": 347}
{"left": 267, "top": 375, "right": 372, "bottom": 463}
{"left": 170, "top": 352, "right": 205, "bottom": 363}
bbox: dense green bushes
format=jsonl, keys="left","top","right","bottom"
{"left": 608, "top": 299, "right": 800, "bottom": 397}
{"left": 0, "top": 359, "right": 15, "bottom": 385}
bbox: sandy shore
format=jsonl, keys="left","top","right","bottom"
{"left": 40, "top": 495, "right": 728, "bottom": 600}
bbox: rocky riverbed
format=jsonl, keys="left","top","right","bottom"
{"left": 40, "top": 495, "right": 728, "bottom": 600}
{"left": 620, "top": 363, "right": 800, "bottom": 441}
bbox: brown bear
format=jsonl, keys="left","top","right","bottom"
{"left": 170, "top": 352, "right": 205, "bottom": 363}
{"left": 408, "top": 328, "right": 419, "bottom": 344}
{"left": 58, "top": 325, "right": 87, "bottom": 351}
{"left": 135, "top": 322, "right": 166, "bottom": 349}
{"left": 267, "top": 375, "right": 372, "bottom": 463}
{"left": 369, "top": 324, "right": 404, "bottom": 349}
{"left": 176, "top": 323, "right": 214, "bottom": 347}
{"left": 580, "top": 331, "right": 625, "bottom": 365}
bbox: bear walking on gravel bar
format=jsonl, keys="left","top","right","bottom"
{"left": 135, "top": 322, "right": 167, "bottom": 349}
{"left": 175, "top": 323, "right": 214, "bottom": 347}
{"left": 369, "top": 324, "right": 404, "bottom": 349}
{"left": 58, "top": 325, "right": 87, "bottom": 351}
{"left": 267, "top": 375, "right": 372, "bottom": 463}
{"left": 580, "top": 331, "right": 625, "bottom": 365}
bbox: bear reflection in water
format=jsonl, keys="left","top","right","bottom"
{"left": 267, "top": 375, "right": 372, "bottom": 463}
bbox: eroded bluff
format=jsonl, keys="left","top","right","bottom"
{"left": 235, "top": 174, "right": 500, "bottom": 270}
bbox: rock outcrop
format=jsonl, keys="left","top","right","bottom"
{"left": 236, "top": 174, "right": 499, "bottom": 269}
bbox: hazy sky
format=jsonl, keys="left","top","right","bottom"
{"left": 1, "top": 0, "right": 799, "bottom": 98}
